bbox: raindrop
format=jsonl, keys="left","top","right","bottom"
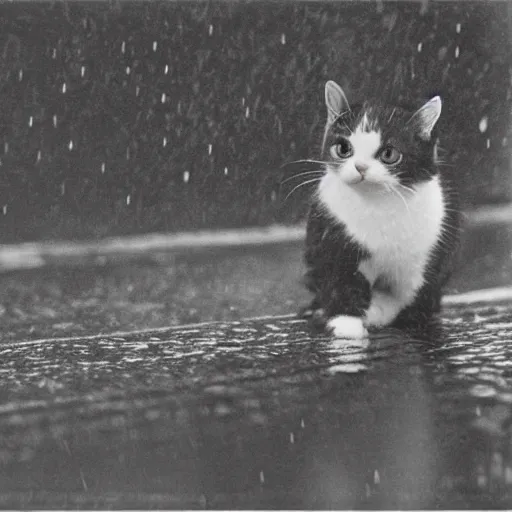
{"left": 281, "top": 33, "right": 286, "bottom": 45}
{"left": 126, "top": 66, "right": 131, "bottom": 75}
{"left": 101, "top": 162, "right": 106, "bottom": 174}
{"left": 208, "top": 144, "right": 212, "bottom": 155}
{"left": 62, "top": 82, "right": 67, "bottom": 94}
{"left": 300, "top": 418, "right": 305, "bottom": 428}
{"left": 4, "top": 142, "right": 8, "bottom": 154}
{"left": 242, "top": 97, "right": 245, "bottom": 106}
{"left": 271, "top": 190, "right": 277, "bottom": 202}
{"left": 209, "top": 24, "right": 213, "bottom": 36}
{"left": 61, "top": 182, "right": 66, "bottom": 195}
{"left": 28, "top": 116, "right": 33, "bottom": 128}
{"left": 245, "top": 106, "right": 250, "bottom": 118}
{"left": 161, "top": 93, "right": 166, "bottom": 103}
{"left": 163, "top": 137, "right": 167, "bottom": 147}
{"left": 126, "top": 194, "right": 131, "bottom": 205}
{"left": 135, "top": 86, "right": 140, "bottom": 97}
{"left": 164, "top": 64, "right": 169, "bottom": 75}
{"left": 183, "top": 171, "right": 190, "bottom": 183}
{"left": 374, "top": 469, "right": 380, "bottom": 484}
{"left": 478, "top": 116, "right": 488, "bottom": 133}
{"left": 81, "top": 66, "right": 85, "bottom": 77}
{"left": 2, "top": 205, "right": 6, "bottom": 215}
{"left": 53, "top": 115, "right": 58, "bottom": 127}
{"left": 68, "top": 140, "right": 74, "bottom": 151}
{"left": 289, "top": 432, "right": 295, "bottom": 444}
{"left": 476, "top": 406, "right": 482, "bottom": 416}
{"left": 224, "top": 167, "right": 228, "bottom": 176}
{"left": 417, "top": 42, "right": 422, "bottom": 53}
{"left": 259, "top": 471, "right": 265, "bottom": 484}
{"left": 18, "top": 69, "right": 23, "bottom": 81}
{"left": 152, "top": 40, "right": 158, "bottom": 52}
{"left": 121, "top": 41, "right": 126, "bottom": 54}
{"left": 456, "top": 22, "right": 461, "bottom": 33}
{"left": 52, "top": 48, "right": 57, "bottom": 59}
{"left": 455, "top": 46, "right": 460, "bottom": 59}
{"left": 36, "top": 150, "right": 41, "bottom": 163}
{"left": 126, "top": 147, "right": 130, "bottom": 160}
{"left": 486, "top": 138, "right": 490, "bottom": 149}
{"left": 502, "top": 137, "right": 508, "bottom": 147}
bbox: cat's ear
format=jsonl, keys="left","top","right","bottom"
{"left": 325, "top": 80, "right": 349, "bottom": 123}
{"left": 410, "top": 96, "right": 442, "bottom": 140}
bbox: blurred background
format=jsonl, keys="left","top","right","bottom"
{"left": 0, "top": 1, "right": 510, "bottom": 244}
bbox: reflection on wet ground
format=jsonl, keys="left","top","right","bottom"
{"left": 0, "top": 222, "right": 511, "bottom": 508}
{"left": 1, "top": 308, "right": 512, "bottom": 508}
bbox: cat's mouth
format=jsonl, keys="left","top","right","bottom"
{"left": 343, "top": 173, "right": 365, "bottom": 185}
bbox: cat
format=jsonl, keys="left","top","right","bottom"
{"left": 299, "top": 80, "right": 461, "bottom": 338}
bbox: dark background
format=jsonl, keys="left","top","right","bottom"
{"left": 0, "top": 1, "right": 510, "bottom": 243}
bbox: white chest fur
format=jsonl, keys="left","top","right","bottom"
{"left": 317, "top": 172, "right": 445, "bottom": 301}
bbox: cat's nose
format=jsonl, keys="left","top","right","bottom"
{"left": 355, "top": 162, "right": 369, "bottom": 175}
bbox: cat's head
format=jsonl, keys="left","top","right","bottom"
{"left": 321, "top": 80, "right": 442, "bottom": 190}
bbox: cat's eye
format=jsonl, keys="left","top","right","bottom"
{"left": 378, "top": 146, "right": 402, "bottom": 165}
{"left": 330, "top": 139, "right": 353, "bottom": 159}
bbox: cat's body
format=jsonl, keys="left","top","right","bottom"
{"left": 302, "top": 81, "right": 461, "bottom": 338}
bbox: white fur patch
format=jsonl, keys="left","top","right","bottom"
{"left": 318, "top": 168, "right": 445, "bottom": 327}
{"left": 364, "top": 290, "right": 402, "bottom": 327}
{"left": 349, "top": 127, "right": 381, "bottom": 167}
{"left": 327, "top": 315, "right": 368, "bottom": 339}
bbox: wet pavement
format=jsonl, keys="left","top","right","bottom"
{"left": 1, "top": 223, "right": 512, "bottom": 508}
{"left": 1, "top": 309, "right": 512, "bottom": 508}
{"left": 0, "top": 221, "right": 511, "bottom": 343}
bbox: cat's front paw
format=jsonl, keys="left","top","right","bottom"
{"left": 364, "top": 292, "right": 400, "bottom": 327}
{"left": 364, "top": 302, "right": 388, "bottom": 327}
{"left": 327, "top": 315, "right": 368, "bottom": 339}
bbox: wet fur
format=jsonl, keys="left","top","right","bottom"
{"left": 302, "top": 81, "right": 461, "bottom": 337}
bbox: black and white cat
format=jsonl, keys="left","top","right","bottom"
{"left": 302, "top": 80, "right": 461, "bottom": 338}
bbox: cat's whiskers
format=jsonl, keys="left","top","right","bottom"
{"left": 281, "top": 170, "right": 325, "bottom": 184}
{"left": 387, "top": 183, "right": 412, "bottom": 220}
{"left": 436, "top": 162, "right": 456, "bottom": 169}
{"left": 284, "top": 177, "right": 322, "bottom": 201}
{"left": 396, "top": 182, "right": 417, "bottom": 195}
{"left": 281, "top": 159, "right": 330, "bottom": 167}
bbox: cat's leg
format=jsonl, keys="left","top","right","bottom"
{"left": 303, "top": 202, "right": 371, "bottom": 338}
{"left": 364, "top": 273, "right": 426, "bottom": 328}
{"left": 303, "top": 262, "right": 371, "bottom": 337}
{"left": 391, "top": 284, "right": 442, "bottom": 330}
{"left": 364, "top": 290, "right": 403, "bottom": 327}
{"left": 323, "top": 271, "right": 372, "bottom": 339}
{"left": 300, "top": 269, "right": 327, "bottom": 320}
